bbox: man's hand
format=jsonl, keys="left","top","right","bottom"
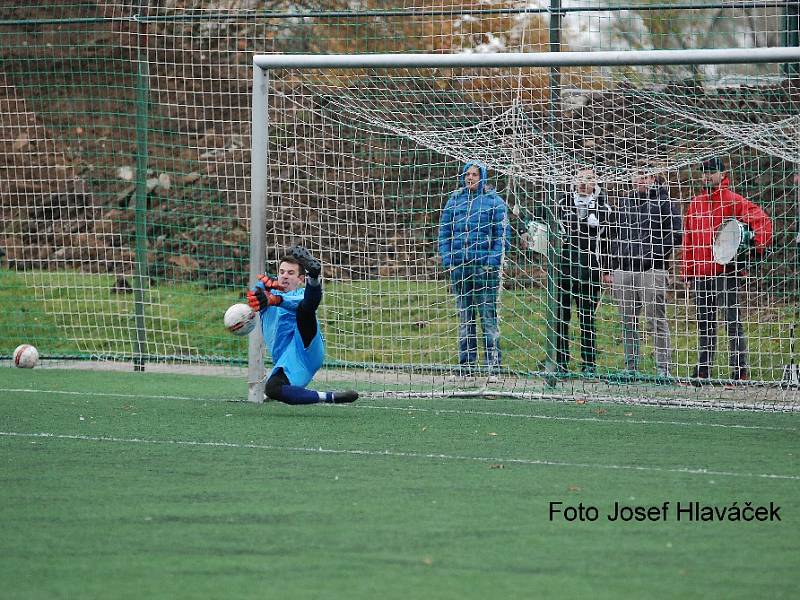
{"left": 737, "top": 226, "right": 764, "bottom": 266}
{"left": 256, "top": 274, "right": 286, "bottom": 291}
{"left": 247, "top": 287, "right": 282, "bottom": 311}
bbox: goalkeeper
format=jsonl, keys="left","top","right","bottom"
{"left": 247, "top": 246, "right": 358, "bottom": 405}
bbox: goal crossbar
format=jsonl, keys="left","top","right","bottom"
{"left": 254, "top": 47, "right": 800, "bottom": 70}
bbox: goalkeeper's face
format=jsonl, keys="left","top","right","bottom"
{"left": 278, "top": 260, "right": 304, "bottom": 291}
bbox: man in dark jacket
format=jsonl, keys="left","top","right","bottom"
{"left": 551, "top": 168, "right": 613, "bottom": 375}
{"left": 608, "top": 169, "right": 682, "bottom": 378}
{"left": 438, "top": 160, "right": 510, "bottom": 378}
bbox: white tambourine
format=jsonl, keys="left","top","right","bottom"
{"left": 526, "top": 220, "right": 549, "bottom": 255}
{"left": 712, "top": 219, "right": 754, "bottom": 265}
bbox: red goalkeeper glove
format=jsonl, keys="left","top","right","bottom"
{"left": 247, "top": 287, "right": 282, "bottom": 311}
{"left": 256, "top": 274, "right": 286, "bottom": 292}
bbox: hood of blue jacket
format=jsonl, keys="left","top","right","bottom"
{"left": 458, "top": 160, "right": 489, "bottom": 193}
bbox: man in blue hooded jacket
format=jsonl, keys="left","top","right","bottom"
{"left": 438, "top": 161, "right": 510, "bottom": 377}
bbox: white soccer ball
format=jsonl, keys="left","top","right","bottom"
{"left": 224, "top": 303, "right": 257, "bottom": 336}
{"left": 13, "top": 344, "right": 39, "bottom": 368}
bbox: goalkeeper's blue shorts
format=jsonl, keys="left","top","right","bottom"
{"left": 271, "top": 328, "right": 325, "bottom": 388}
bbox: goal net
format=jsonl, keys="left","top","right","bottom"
{"left": 249, "top": 49, "right": 800, "bottom": 407}
{"left": 1, "top": 4, "right": 798, "bottom": 409}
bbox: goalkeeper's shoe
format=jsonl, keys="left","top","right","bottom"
{"left": 247, "top": 288, "right": 282, "bottom": 312}
{"left": 288, "top": 245, "right": 322, "bottom": 279}
{"left": 331, "top": 390, "right": 358, "bottom": 404}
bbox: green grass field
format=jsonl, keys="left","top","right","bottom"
{"left": 1, "top": 368, "right": 798, "bottom": 599}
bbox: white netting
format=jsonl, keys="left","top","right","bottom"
{"left": 1, "top": 3, "right": 798, "bottom": 407}
{"left": 278, "top": 67, "right": 800, "bottom": 182}
{"left": 257, "top": 60, "right": 800, "bottom": 405}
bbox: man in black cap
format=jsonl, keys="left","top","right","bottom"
{"left": 681, "top": 157, "right": 773, "bottom": 384}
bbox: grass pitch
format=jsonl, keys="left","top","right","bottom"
{"left": 2, "top": 368, "right": 798, "bottom": 599}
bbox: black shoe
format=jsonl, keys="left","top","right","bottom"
{"left": 448, "top": 365, "right": 476, "bottom": 380}
{"left": 726, "top": 369, "right": 749, "bottom": 388}
{"left": 288, "top": 245, "right": 321, "bottom": 279}
{"left": 536, "top": 359, "right": 567, "bottom": 373}
{"left": 332, "top": 390, "right": 358, "bottom": 404}
{"left": 731, "top": 368, "right": 749, "bottom": 382}
{"left": 690, "top": 366, "right": 710, "bottom": 387}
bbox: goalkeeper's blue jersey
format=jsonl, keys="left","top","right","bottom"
{"left": 257, "top": 286, "right": 324, "bottom": 387}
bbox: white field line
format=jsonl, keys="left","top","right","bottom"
{"left": 358, "top": 404, "right": 799, "bottom": 432}
{"left": 2, "top": 431, "right": 798, "bottom": 481}
{"left": 378, "top": 389, "right": 800, "bottom": 413}
{"left": 1, "top": 388, "right": 215, "bottom": 401}
{"left": 2, "top": 387, "right": 796, "bottom": 432}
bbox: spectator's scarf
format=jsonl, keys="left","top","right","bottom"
{"left": 572, "top": 186, "right": 601, "bottom": 222}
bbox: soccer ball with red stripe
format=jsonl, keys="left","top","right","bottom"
{"left": 224, "top": 303, "right": 257, "bottom": 336}
{"left": 13, "top": 344, "right": 39, "bottom": 368}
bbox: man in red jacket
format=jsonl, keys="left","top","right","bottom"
{"left": 681, "top": 157, "right": 773, "bottom": 383}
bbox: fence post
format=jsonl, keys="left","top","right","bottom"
{"left": 544, "top": 0, "right": 563, "bottom": 384}
{"left": 132, "top": 9, "right": 149, "bottom": 372}
{"left": 784, "top": 1, "right": 800, "bottom": 76}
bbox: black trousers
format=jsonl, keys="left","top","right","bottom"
{"left": 691, "top": 274, "right": 747, "bottom": 373}
{"left": 554, "top": 273, "right": 601, "bottom": 369}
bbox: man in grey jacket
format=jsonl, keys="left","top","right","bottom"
{"left": 607, "top": 169, "right": 682, "bottom": 378}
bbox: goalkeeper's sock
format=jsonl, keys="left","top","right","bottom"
{"left": 273, "top": 387, "right": 358, "bottom": 405}
{"left": 274, "top": 385, "right": 324, "bottom": 405}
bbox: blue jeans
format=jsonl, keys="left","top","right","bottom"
{"left": 450, "top": 265, "right": 501, "bottom": 370}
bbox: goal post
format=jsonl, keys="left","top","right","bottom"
{"left": 248, "top": 65, "right": 270, "bottom": 403}
{"left": 248, "top": 47, "right": 800, "bottom": 404}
